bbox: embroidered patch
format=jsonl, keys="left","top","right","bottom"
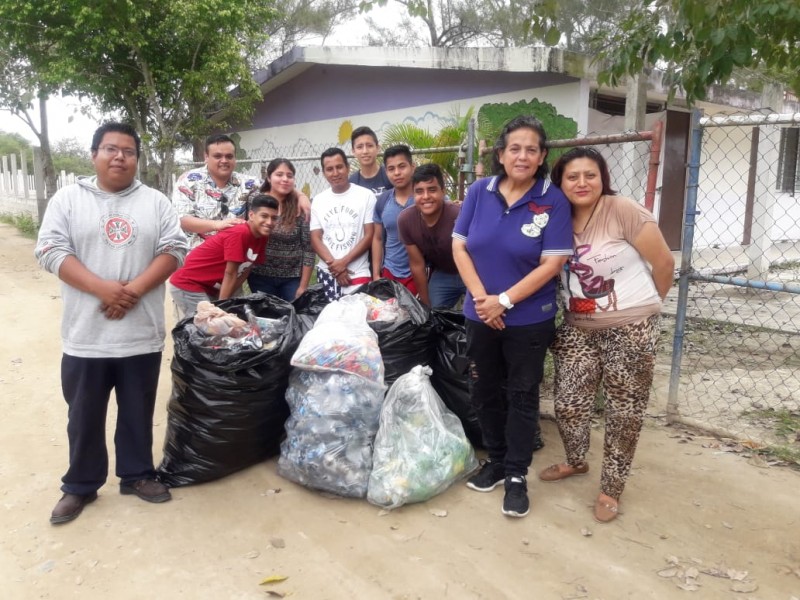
{"left": 527, "top": 201, "right": 552, "bottom": 214}
{"left": 521, "top": 223, "right": 542, "bottom": 237}
{"left": 533, "top": 213, "right": 549, "bottom": 228}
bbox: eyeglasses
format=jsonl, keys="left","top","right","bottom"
{"left": 98, "top": 145, "right": 137, "bottom": 159}
{"left": 219, "top": 193, "right": 229, "bottom": 217}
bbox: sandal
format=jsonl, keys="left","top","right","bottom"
{"left": 538, "top": 462, "right": 589, "bottom": 482}
{"left": 593, "top": 493, "right": 619, "bottom": 523}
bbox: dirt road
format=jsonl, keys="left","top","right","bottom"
{"left": 1, "top": 222, "right": 799, "bottom": 599}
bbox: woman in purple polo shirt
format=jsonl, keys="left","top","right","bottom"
{"left": 452, "top": 115, "right": 573, "bottom": 518}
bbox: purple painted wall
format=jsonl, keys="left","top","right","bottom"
{"left": 251, "top": 65, "right": 575, "bottom": 129}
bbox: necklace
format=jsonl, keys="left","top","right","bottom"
{"left": 574, "top": 195, "right": 603, "bottom": 233}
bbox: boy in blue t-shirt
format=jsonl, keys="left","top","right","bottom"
{"left": 370, "top": 145, "right": 416, "bottom": 293}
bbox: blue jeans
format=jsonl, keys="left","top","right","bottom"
{"left": 248, "top": 273, "right": 301, "bottom": 302}
{"left": 429, "top": 270, "right": 466, "bottom": 309}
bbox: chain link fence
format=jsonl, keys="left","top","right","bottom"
{"left": 668, "top": 111, "right": 800, "bottom": 455}
{"left": 178, "top": 139, "right": 473, "bottom": 201}
{"left": 179, "top": 125, "right": 658, "bottom": 203}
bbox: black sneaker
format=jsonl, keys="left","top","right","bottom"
{"left": 502, "top": 476, "right": 530, "bottom": 517}
{"left": 532, "top": 431, "right": 545, "bottom": 452}
{"left": 466, "top": 460, "right": 505, "bottom": 492}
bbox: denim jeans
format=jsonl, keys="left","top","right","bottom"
{"left": 428, "top": 270, "right": 466, "bottom": 309}
{"left": 465, "top": 317, "right": 555, "bottom": 477}
{"left": 248, "top": 273, "right": 301, "bottom": 303}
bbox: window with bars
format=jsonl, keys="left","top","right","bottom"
{"left": 777, "top": 127, "right": 800, "bottom": 194}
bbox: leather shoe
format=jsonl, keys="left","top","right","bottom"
{"left": 50, "top": 492, "right": 98, "bottom": 525}
{"left": 120, "top": 479, "right": 171, "bottom": 503}
{"left": 538, "top": 462, "right": 589, "bottom": 482}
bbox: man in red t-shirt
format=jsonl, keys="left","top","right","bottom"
{"left": 169, "top": 194, "right": 279, "bottom": 318}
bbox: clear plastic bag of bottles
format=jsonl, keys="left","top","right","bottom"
{"left": 278, "top": 369, "right": 385, "bottom": 497}
{"left": 368, "top": 365, "right": 478, "bottom": 509}
{"left": 290, "top": 298, "right": 384, "bottom": 385}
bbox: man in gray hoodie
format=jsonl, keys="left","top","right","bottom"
{"left": 35, "top": 122, "right": 188, "bottom": 525}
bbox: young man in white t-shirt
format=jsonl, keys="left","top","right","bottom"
{"left": 310, "top": 147, "right": 377, "bottom": 301}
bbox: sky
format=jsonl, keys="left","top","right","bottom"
{"left": 0, "top": 4, "right": 409, "bottom": 150}
{"left": 0, "top": 96, "right": 100, "bottom": 148}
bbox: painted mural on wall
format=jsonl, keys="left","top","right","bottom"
{"left": 478, "top": 99, "right": 578, "bottom": 167}
{"left": 236, "top": 99, "right": 577, "bottom": 198}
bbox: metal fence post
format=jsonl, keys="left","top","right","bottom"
{"left": 465, "top": 118, "right": 476, "bottom": 186}
{"left": 667, "top": 108, "right": 703, "bottom": 423}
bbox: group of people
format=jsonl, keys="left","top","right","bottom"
{"left": 34, "top": 115, "right": 673, "bottom": 526}
{"left": 168, "top": 127, "right": 467, "bottom": 311}
{"left": 456, "top": 116, "right": 674, "bottom": 521}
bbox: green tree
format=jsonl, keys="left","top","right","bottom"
{"left": 51, "top": 137, "right": 94, "bottom": 176}
{"left": 554, "top": 0, "right": 640, "bottom": 52}
{"left": 381, "top": 108, "right": 475, "bottom": 187}
{"left": 0, "top": 131, "right": 34, "bottom": 173}
{"left": 0, "top": 43, "right": 60, "bottom": 198}
{"left": 595, "top": 0, "right": 800, "bottom": 103}
{"left": 362, "top": 0, "right": 561, "bottom": 48}
{"left": 260, "top": 0, "right": 360, "bottom": 61}
{"left": 0, "top": 0, "right": 277, "bottom": 194}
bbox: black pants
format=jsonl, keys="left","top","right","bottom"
{"left": 465, "top": 318, "right": 555, "bottom": 477}
{"left": 60, "top": 353, "right": 162, "bottom": 495}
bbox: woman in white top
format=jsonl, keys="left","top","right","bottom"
{"left": 540, "top": 147, "right": 674, "bottom": 523}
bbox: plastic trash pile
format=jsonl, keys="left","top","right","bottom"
{"left": 368, "top": 365, "right": 477, "bottom": 508}
{"left": 278, "top": 298, "right": 386, "bottom": 497}
{"left": 192, "top": 300, "right": 289, "bottom": 351}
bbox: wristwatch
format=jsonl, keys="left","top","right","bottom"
{"left": 498, "top": 292, "right": 514, "bottom": 310}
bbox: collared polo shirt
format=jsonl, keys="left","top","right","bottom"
{"left": 452, "top": 175, "right": 573, "bottom": 326}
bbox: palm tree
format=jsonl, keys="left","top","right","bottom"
{"left": 381, "top": 107, "right": 476, "bottom": 192}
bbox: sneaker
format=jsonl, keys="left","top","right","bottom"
{"left": 502, "top": 476, "right": 530, "bottom": 518}
{"left": 120, "top": 479, "right": 172, "bottom": 503}
{"left": 532, "top": 431, "right": 545, "bottom": 452}
{"left": 466, "top": 460, "right": 505, "bottom": 492}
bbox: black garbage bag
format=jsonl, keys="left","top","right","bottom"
{"left": 428, "top": 309, "right": 483, "bottom": 448}
{"left": 292, "top": 283, "right": 329, "bottom": 336}
{"left": 354, "top": 279, "right": 432, "bottom": 388}
{"left": 158, "top": 293, "right": 301, "bottom": 486}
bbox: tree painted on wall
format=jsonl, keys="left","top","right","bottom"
{"left": 478, "top": 99, "right": 578, "bottom": 170}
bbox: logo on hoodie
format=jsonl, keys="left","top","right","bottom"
{"left": 102, "top": 213, "right": 137, "bottom": 248}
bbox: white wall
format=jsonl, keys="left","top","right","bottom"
{"left": 695, "top": 123, "right": 800, "bottom": 248}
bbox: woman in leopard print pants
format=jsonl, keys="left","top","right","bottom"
{"left": 540, "top": 147, "right": 674, "bottom": 523}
